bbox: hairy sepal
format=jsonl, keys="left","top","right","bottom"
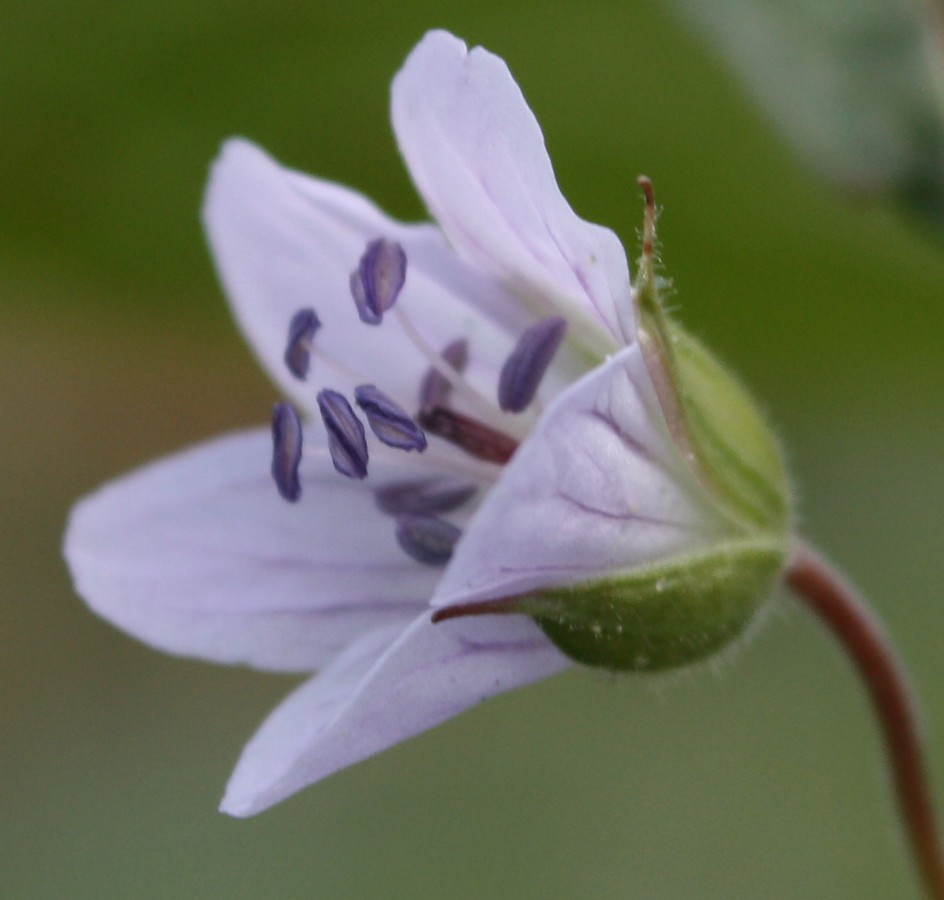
{"left": 519, "top": 538, "right": 785, "bottom": 672}
{"left": 669, "top": 322, "right": 790, "bottom": 535}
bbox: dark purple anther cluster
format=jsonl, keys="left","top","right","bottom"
{"left": 269, "top": 235, "right": 570, "bottom": 573}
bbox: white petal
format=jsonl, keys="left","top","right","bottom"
{"left": 64, "top": 429, "right": 472, "bottom": 672}
{"left": 202, "top": 139, "right": 573, "bottom": 417}
{"left": 433, "top": 345, "right": 728, "bottom": 607}
{"left": 392, "top": 31, "right": 631, "bottom": 351}
{"left": 221, "top": 611, "right": 568, "bottom": 816}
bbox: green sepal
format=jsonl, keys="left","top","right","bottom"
{"left": 521, "top": 539, "right": 786, "bottom": 672}
{"left": 634, "top": 229, "right": 790, "bottom": 537}
{"left": 669, "top": 322, "right": 790, "bottom": 535}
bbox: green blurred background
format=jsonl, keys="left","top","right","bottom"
{"left": 3, "top": 1, "right": 943, "bottom": 897}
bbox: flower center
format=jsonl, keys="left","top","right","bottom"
{"left": 269, "top": 236, "right": 569, "bottom": 568}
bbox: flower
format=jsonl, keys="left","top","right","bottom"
{"left": 64, "top": 30, "right": 789, "bottom": 817}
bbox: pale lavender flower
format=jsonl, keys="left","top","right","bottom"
{"left": 64, "top": 31, "right": 734, "bottom": 817}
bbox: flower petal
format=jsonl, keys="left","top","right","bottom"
{"left": 64, "top": 429, "right": 467, "bottom": 672}
{"left": 392, "top": 30, "right": 632, "bottom": 351}
{"left": 202, "top": 139, "right": 582, "bottom": 417}
{"left": 221, "top": 611, "right": 569, "bottom": 816}
{"left": 433, "top": 345, "right": 729, "bottom": 607}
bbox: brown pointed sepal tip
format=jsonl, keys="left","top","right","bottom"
{"left": 430, "top": 596, "right": 524, "bottom": 624}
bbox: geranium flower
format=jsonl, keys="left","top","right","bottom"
{"left": 64, "top": 30, "right": 788, "bottom": 817}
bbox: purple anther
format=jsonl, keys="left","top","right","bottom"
{"left": 354, "top": 384, "right": 427, "bottom": 452}
{"left": 497, "top": 317, "right": 568, "bottom": 413}
{"left": 283, "top": 307, "right": 321, "bottom": 380}
{"left": 350, "top": 238, "right": 407, "bottom": 325}
{"left": 317, "top": 389, "right": 369, "bottom": 479}
{"left": 271, "top": 402, "right": 303, "bottom": 502}
{"left": 395, "top": 514, "right": 461, "bottom": 567}
{"left": 375, "top": 477, "right": 478, "bottom": 516}
{"left": 418, "top": 337, "right": 468, "bottom": 413}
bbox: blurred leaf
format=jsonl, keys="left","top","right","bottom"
{"left": 667, "top": 0, "right": 944, "bottom": 228}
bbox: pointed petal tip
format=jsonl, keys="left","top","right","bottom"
{"left": 216, "top": 615, "right": 568, "bottom": 815}
{"left": 62, "top": 493, "right": 98, "bottom": 610}
{"left": 208, "top": 136, "right": 263, "bottom": 171}
{"left": 202, "top": 137, "right": 262, "bottom": 212}
{"left": 219, "top": 787, "right": 270, "bottom": 819}
{"left": 408, "top": 28, "right": 467, "bottom": 60}
{"left": 218, "top": 796, "right": 252, "bottom": 819}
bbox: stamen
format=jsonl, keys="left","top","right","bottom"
{"left": 393, "top": 306, "right": 513, "bottom": 433}
{"left": 350, "top": 238, "right": 407, "bottom": 325}
{"left": 354, "top": 384, "right": 427, "bottom": 452}
{"left": 271, "top": 402, "right": 303, "bottom": 502}
{"left": 317, "top": 389, "right": 369, "bottom": 479}
{"left": 284, "top": 308, "right": 321, "bottom": 380}
{"left": 375, "top": 477, "right": 478, "bottom": 516}
{"left": 498, "top": 317, "right": 568, "bottom": 413}
{"left": 418, "top": 338, "right": 468, "bottom": 413}
{"left": 395, "top": 514, "right": 461, "bottom": 567}
{"left": 417, "top": 406, "right": 519, "bottom": 465}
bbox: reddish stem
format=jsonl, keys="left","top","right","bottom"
{"left": 785, "top": 540, "right": 944, "bottom": 899}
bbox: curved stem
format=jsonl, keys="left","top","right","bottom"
{"left": 785, "top": 539, "right": 944, "bottom": 899}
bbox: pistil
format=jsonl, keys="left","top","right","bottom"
{"left": 417, "top": 406, "right": 519, "bottom": 465}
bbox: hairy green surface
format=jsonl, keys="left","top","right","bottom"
{"left": 671, "top": 323, "right": 791, "bottom": 534}
{"left": 529, "top": 540, "right": 784, "bottom": 671}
